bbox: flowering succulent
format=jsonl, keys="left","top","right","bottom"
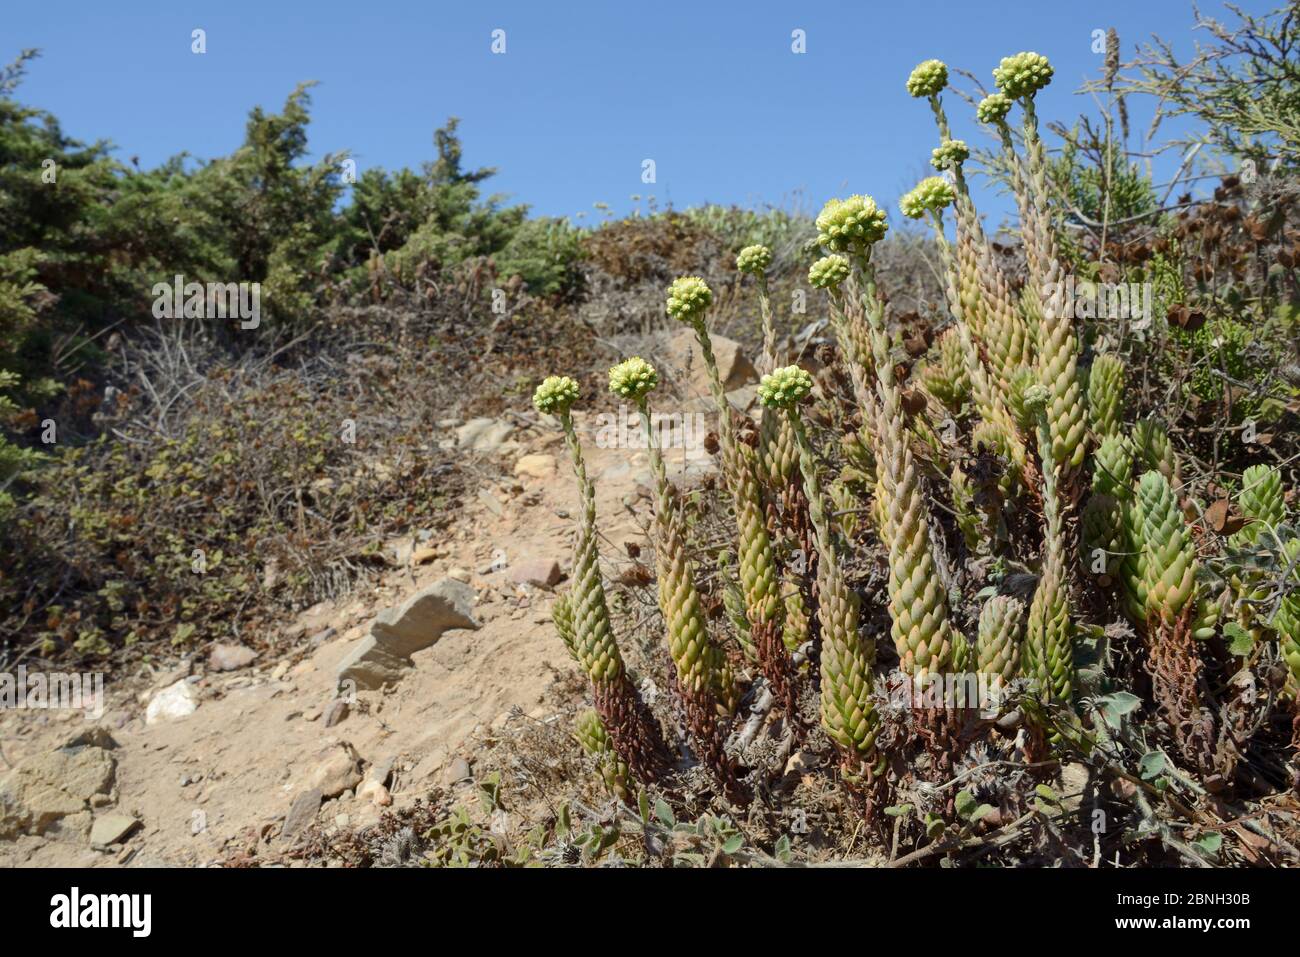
{"left": 899, "top": 177, "right": 956, "bottom": 219}
{"left": 816, "top": 194, "right": 888, "bottom": 254}
{"left": 993, "top": 52, "right": 1054, "bottom": 100}
{"left": 532, "top": 375, "right": 580, "bottom": 415}
{"left": 930, "top": 139, "right": 970, "bottom": 171}
{"left": 906, "top": 59, "right": 948, "bottom": 98}
{"left": 608, "top": 357, "right": 658, "bottom": 401}
{"left": 976, "top": 92, "right": 1013, "bottom": 125}
{"left": 808, "top": 254, "right": 851, "bottom": 290}
{"left": 757, "top": 365, "right": 814, "bottom": 409}
{"left": 736, "top": 244, "right": 773, "bottom": 275}
{"left": 665, "top": 276, "right": 713, "bottom": 325}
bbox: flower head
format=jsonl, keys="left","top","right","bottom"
{"left": 976, "top": 92, "right": 1013, "bottom": 125}
{"left": 993, "top": 52, "right": 1053, "bottom": 100}
{"left": 899, "top": 177, "right": 956, "bottom": 219}
{"left": 816, "top": 195, "right": 888, "bottom": 253}
{"left": 930, "top": 139, "right": 970, "bottom": 171}
{"left": 533, "top": 375, "right": 581, "bottom": 416}
{"left": 808, "top": 254, "right": 851, "bottom": 290}
{"left": 608, "top": 357, "right": 659, "bottom": 401}
{"left": 906, "top": 59, "right": 949, "bottom": 98}
{"left": 736, "top": 244, "right": 773, "bottom": 275}
{"left": 1021, "top": 383, "right": 1050, "bottom": 417}
{"left": 757, "top": 365, "right": 814, "bottom": 409}
{"left": 665, "top": 276, "right": 713, "bottom": 325}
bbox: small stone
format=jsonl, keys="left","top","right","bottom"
{"left": 145, "top": 679, "right": 199, "bottom": 725}
{"left": 323, "top": 699, "right": 350, "bottom": 728}
{"left": 208, "top": 643, "right": 258, "bottom": 672}
{"left": 447, "top": 567, "right": 471, "bottom": 583}
{"left": 303, "top": 707, "right": 322, "bottom": 722}
{"left": 90, "top": 814, "right": 140, "bottom": 847}
{"left": 412, "top": 546, "right": 439, "bottom": 566}
{"left": 335, "top": 813, "right": 350, "bottom": 827}
{"left": 513, "top": 453, "right": 558, "bottom": 479}
{"left": 509, "top": 559, "right": 563, "bottom": 588}
{"left": 308, "top": 744, "right": 363, "bottom": 799}
{"left": 271, "top": 661, "right": 290, "bottom": 682}
{"left": 784, "top": 750, "right": 816, "bottom": 776}
{"left": 455, "top": 417, "right": 514, "bottom": 452}
{"left": 282, "top": 789, "right": 323, "bottom": 840}
{"left": 444, "top": 757, "right": 472, "bottom": 785}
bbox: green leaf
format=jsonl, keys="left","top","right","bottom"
{"left": 883, "top": 803, "right": 914, "bottom": 818}
{"left": 721, "top": 835, "right": 744, "bottom": 855}
{"left": 955, "top": 789, "right": 977, "bottom": 821}
{"left": 1192, "top": 832, "right": 1222, "bottom": 859}
{"left": 971, "top": 804, "right": 996, "bottom": 823}
{"left": 637, "top": 791, "right": 650, "bottom": 826}
{"left": 1035, "top": 784, "right": 1060, "bottom": 803}
{"left": 1223, "top": 621, "right": 1254, "bottom": 656}
{"left": 654, "top": 798, "right": 675, "bottom": 828}
{"left": 924, "top": 812, "right": 945, "bottom": 840}
{"left": 1099, "top": 691, "right": 1142, "bottom": 728}
{"left": 774, "top": 834, "right": 792, "bottom": 863}
{"left": 1138, "top": 751, "right": 1167, "bottom": 780}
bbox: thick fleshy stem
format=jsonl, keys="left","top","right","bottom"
{"left": 555, "top": 409, "right": 673, "bottom": 782}
{"left": 632, "top": 395, "right": 747, "bottom": 800}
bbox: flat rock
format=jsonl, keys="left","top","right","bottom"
{"left": 323, "top": 698, "right": 349, "bottom": 728}
{"left": 508, "top": 559, "right": 563, "bottom": 588}
{"left": 665, "top": 330, "right": 757, "bottom": 399}
{"left": 456, "top": 417, "right": 514, "bottom": 453}
{"left": 208, "top": 643, "right": 258, "bottom": 672}
{"left": 282, "top": 789, "right": 323, "bottom": 840}
{"left": 513, "top": 453, "right": 558, "bottom": 479}
{"left": 339, "top": 578, "right": 480, "bottom": 690}
{"left": 90, "top": 813, "right": 140, "bottom": 847}
{"left": 145, "top": 679, "right": 199, "bottom": 725}
{"left": 0, "top": 747, "right": 117, "bottom": 839}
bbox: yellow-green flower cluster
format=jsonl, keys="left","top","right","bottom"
{"left": 930, "top": 139, "right": 970, "bottom": 171}
{"left": 993, "top": 52, "right": 1053, "bottom": 100}
{"left": 906, "top": 58, "right": 948, "bottom": 98}
{"left": 899, "top": 177, "right": 956, "bottom": 219}
{"left": 607, "top": 356, "right": 658, "bottom": 401}
{"left": 532, "top": 375, "right": 580, "bottom": 416}
{"left": 808, "top": 254, "right": 851, "bottom": 290}
{"left": 736, "top": 244, "right": 773, "bottom": 275}
{"left": 976, "top": 92, "right": 1013, "bottom": 124}
{"left": 758, "top": 365, "right": 814, "bottom": 409}
{"left": 665, "top": 276, "right": 713, "bottom": 324}
{"left": 816, "top": 195, "right": 888, "bottom": 253}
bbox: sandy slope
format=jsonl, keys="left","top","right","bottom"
{"left": 0, "top": 410, "right": 705, "bottom": 867}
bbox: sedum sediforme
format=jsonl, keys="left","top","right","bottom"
{"left": 534, "top": 376, "right": 672, "bottom": 783}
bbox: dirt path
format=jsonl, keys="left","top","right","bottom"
{"left": 0, "top": 408, "right": 716, "bottom": 867}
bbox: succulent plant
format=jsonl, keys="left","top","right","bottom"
{"left": 609, "top": 357, "right": 741, "bottom": 795}
{"left": 760, "top": 366, "right": 880, "bottom": 769}
{"left": 736, "top": 244, "right": 773, "bottom": 276}
{"left": 1138, "top": 470, "right": 1199, "bottom": 626}
{"left": 535, "top": 375, "right": 672, "bottom": 783}
{"left": 815, "top": 195, "right": 889, "bottom": 257}
{"left": 900, "top": 177, "right": 956, "bottom": 219}
{"left": 976, "top": 92, "right": 1013, "bottom": 125}
{"left": 930, "top": 139, "right": 970, "bottom": 171}
{"left": 1232, "top": 464, "right": 1285, "bottom": 546}
{"left": 574, "top": 709, "right": 631, "bottom": 802}
{"left": 906, "top": 58, "right": 949, "bottom": 98}
{"left": 920, "top": 328, "right": 971, "bottom": 411}
{"left": 665, "top": 276, "right": 714, "bottom": 326}
{"left": 1132, "top": 418, "right": 1176, "bottom": 483}
{"left": 993, "top": 51, "right": 1054, "bottom": 100}
{"left": 808, "top": 254, "right": 851, "bottom": 290}
{"left": 1021, "top": 385, "right": 1075, "bottom": 711}
{"left": 1087, "top": 353, "right": 1126, "bottom": 438}
{"left": 977, "top": 595, "right": 1025, "bottom": 687}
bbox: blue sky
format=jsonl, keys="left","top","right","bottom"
{"left": 7, "top": 0, "right": 1270, "bottom": 226}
